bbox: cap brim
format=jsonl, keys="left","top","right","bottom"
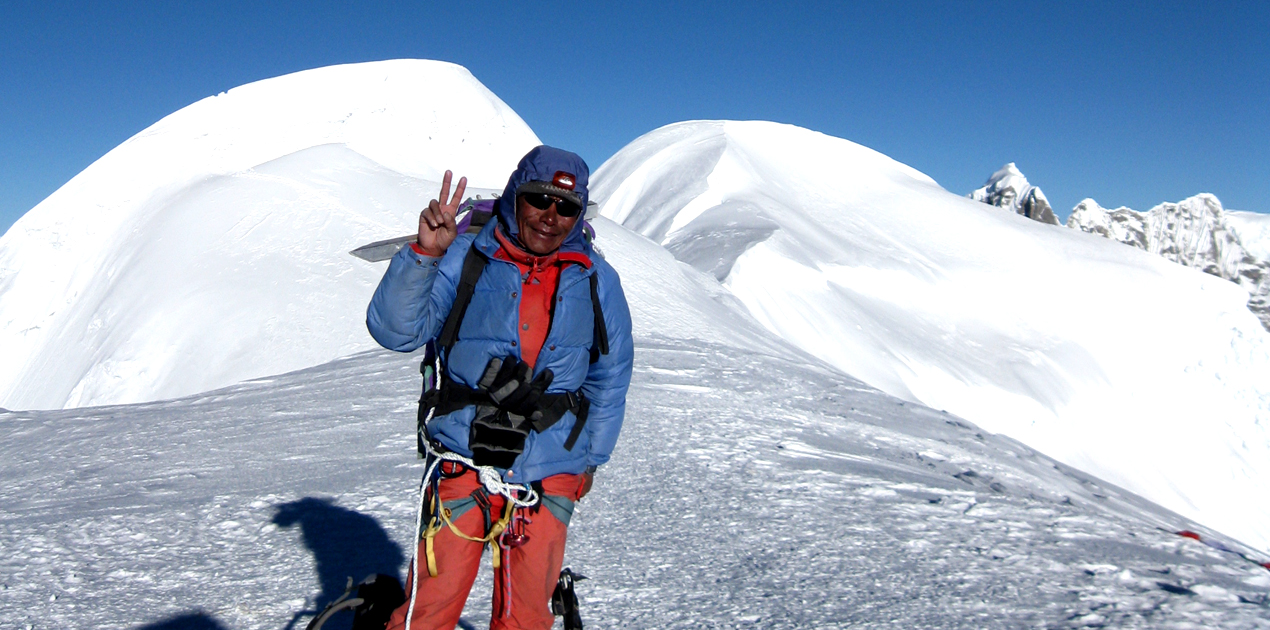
{"left": 516, "top": 181, "right": 583, "bottom": 208}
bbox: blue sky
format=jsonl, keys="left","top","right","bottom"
{"left": 2, "top": 1, "right": 1267, "bottom": 236}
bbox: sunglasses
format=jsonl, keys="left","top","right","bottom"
{"left": 520, "top": 193, "right": 582, "bottom": 218}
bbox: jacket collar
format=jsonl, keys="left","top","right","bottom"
{"left": 490, "top": 223, "right": 592, "bottom": 269}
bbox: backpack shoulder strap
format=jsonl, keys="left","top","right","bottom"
{"left": 437, "top": 244, "right": 489, "bottom": 352}
{"left": 589, "top": 271, "right": 609, "bottom": 363}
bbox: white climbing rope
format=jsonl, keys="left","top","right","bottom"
{"left": 417, "top": 437, "right": 540, "bottom": 508}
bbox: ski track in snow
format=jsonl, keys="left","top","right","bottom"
{"left": 2, "top": 341, "right": 1268, "bottom": 629}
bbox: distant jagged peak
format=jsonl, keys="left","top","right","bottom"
{"left": 984, "top": 162, "right": 1029, "bottom": 191}
{"left": 1069, "top": 193, "right": 1234, "bottom": 249}
{"left": 1068, "top": 192, "right": 1270, "bottom": 331}
{"left": 1147, "top": 192, "right": 1224, "bottom": 225}
{"left": 1139, "top": 193, "right": 1256, "bottom": 274}
{"left": 968, "top": 163, "right": 1059, "bottom": 225}
{"left": 1070, "top": 193, "right": 1235, "bottom": 250}
{"left": 1066, "top": 198, "right": 1147, "bottom": 247}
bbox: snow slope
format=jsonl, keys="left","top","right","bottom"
{"left": 1228, "top": 210, "right": 1270, "bottom": 262}
{"left": 592, "top": 120, "right": 1270, "bottom": 554}
{"left": 1067, "top": 194, "right": 1270, "bottom": 330}
{"left": 0, "top": 60, "right": 537, "bottom": 410}
{"left": 3, "top": 60, "right": 1269, "bottom": 627}
{"left": 3, "top": 218, "right": 1268, "bottom": 629}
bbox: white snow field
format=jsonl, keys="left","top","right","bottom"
{"left": 0, "top": 60, "right": 535, "bottom": 411}
{"left": 2, "top": 61, "right": 1270, "bottom": 628}
{"left": 3, "top": 219, "right": 1269, "bottom": 629}
{"left": 591, "top": 120, "right": 1270, "bottom": 555}
{"left": 1228, "top": 210, "right": 1270, "bottom": 262}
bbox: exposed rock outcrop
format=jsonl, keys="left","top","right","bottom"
{"left": 968, "top": 163, "right": 1060, "bottom": 225}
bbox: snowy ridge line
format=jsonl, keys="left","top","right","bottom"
{"left": 595, "top": 119, "right": 1270, "bottom": 555}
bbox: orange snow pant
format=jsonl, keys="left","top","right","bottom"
{"left": 386, "top": 466, "right": 588, "bottom": 630}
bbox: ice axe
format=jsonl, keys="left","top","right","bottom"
{"left": 551, "top": 567, "right": 587, "bottom": 630}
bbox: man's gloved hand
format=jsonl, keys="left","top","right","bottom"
{"left": 477, "top": 355, "right": 509, "bottom": 391}
{"left": 468, "top": 355, "right": 555, "bottom": 469}
{"left": 482, "top": 354, "right": 554, "bottom": 419}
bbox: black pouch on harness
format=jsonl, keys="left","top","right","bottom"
{"left": 421, "top": 353, "right": 593, "bottom": 467}
{"left": 469, "top": 408, "right": 531, "bottom": 469}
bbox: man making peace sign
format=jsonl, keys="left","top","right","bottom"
{"left": 367, "top": 146, "right": 634, "bottom": 630}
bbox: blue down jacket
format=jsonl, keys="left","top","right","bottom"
{"left": 366, "top": 148, "right": 634, "bottom": 484}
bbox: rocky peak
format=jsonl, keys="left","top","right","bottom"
{"left": 968, "top": 163, "right": 1060, "bottom": 225}
{"left": 1066, "top": 198, "right": 1148, "bottom": 248}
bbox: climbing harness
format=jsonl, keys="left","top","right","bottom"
{"left": 428, "top": 354, "right": 592, "bottom": 467}
{"left": 403, "top": 391, "right": 541, "bottom": 630}
{"left": 420, "top": 446, "right": 537, "bottom": 556}
{"left": 416, "top": 234, "right": 606, "bottom": 464}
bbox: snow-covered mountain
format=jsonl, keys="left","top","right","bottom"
{"left": 0, "top": 60, "right": 537, "bottom": 410}
{"left": 968, "top": 162, "right": 1059, "bottom": 225}
{"left": 3, "top": 61, "right": 1270, "bottom": 628}
{"left": 593, "top": 120, "right": 1270, "bottom": 554}
{"left": 1068, "top": 195, "right": 1270, "bottom": 329}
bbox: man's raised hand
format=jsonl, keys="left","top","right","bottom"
{"left": 417, "top": 170, "right": 467, "bottom": 257}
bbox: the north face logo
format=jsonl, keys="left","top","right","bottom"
{"left": 553, "top": 171, "right": 576, "bottom": 191}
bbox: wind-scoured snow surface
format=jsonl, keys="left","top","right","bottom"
{"left": 592, "top": 120, "right": 1270, "bottom": 554}
{"left": 3, "top": 219, "right": 1269, "bottom": 629}
{"left": 0, "top": 60, "right": 536, "bottom": 410}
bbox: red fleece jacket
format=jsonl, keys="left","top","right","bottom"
{"left": 492, "top": 226, "right": 590, "bottom": 369}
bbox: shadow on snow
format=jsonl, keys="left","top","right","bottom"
{"left": 135, "top": 611, "right": 230, "bottom": 630}
{"left": 133, "top": 497, "right": 405, "bottom": 630}
{"left": 273, "top": 497, "right": 406, "bottom": 630}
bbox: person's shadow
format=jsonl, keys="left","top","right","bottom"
{"left": 135, "top": 612, "right": 228, "bottom": 630}
{"left": 273, "top": 497, "right": 405, "bottom": 630}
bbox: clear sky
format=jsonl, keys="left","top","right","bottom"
{"left": 2, "top": 1, "right": 1267, "bottom": 236}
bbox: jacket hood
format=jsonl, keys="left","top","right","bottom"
{"left": 495, "top": 145, "right": 591, "bottom": 255}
